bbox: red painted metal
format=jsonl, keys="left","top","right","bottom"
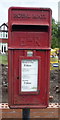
{"left": 8, "top": 7, "right": 52, "bottom": 108}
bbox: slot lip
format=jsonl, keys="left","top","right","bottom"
{"left": 12, "top": 23, "right": 49, "bottom": 26}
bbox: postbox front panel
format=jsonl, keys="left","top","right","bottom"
{"left": 8, "top": 7, "right": 52, "bottom": 108}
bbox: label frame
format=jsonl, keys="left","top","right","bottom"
{"left": 19, "top": 56, "right": 41, "bottom": 95}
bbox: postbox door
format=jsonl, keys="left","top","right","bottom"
{"left": 9, "top": 50, "right": 50, "bottom": 107}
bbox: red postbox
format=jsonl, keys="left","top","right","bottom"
{"left": 8, "top": 7, "right": 52, "bottom": 108}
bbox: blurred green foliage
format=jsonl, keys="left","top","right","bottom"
{"left": 52, "top": 18, "right": 58, "bottom": 48}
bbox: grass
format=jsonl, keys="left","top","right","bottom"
{"left": 0, "top": 54, "right": 8, "bottom": 65}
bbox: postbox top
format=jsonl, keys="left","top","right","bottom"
{"left": 9, "top": 6, "right": 52, "bottom": 10}
{"left": 8, "top": 7, "right": 52, "bottom": 26}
